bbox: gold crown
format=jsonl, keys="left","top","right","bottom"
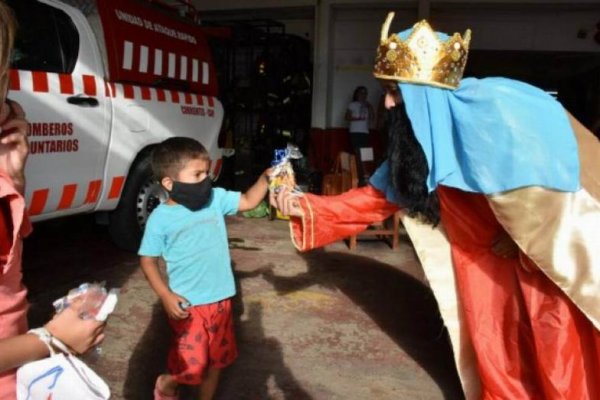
{"left": 373, "top": 14, "right": 471, "bottom": 89}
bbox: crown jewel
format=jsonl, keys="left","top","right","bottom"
{"left": 373, "top": 14, "right": 471, "bottom": 89}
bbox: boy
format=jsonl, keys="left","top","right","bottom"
{"left": 139, "top": 137, "right": 270, "bottom": 400}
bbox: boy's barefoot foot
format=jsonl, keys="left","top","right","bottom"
{"left": 154, "top": 375, "right": 178, "bottom": 400}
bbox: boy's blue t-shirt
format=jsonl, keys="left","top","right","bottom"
{"left": 138, "top": 187, "right": 241, "bottom": 306}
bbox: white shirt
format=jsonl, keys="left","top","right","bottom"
{"left": 347, "top": 101, "right": 369, "bottom": 134}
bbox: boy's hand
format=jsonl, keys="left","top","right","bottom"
{"left": 160, "top": 291, "right": 190, "bottom": 320}
{"left": 269, "top": 187, "right": 302, "bottom": 217}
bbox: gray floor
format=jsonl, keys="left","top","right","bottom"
{"left": 23, "top": 215, "right": 464, "bottom": 399}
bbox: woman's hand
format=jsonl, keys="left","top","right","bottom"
{"left": 160, "top": 291, "right": 190, "bottom": 320}
{"left": 44, "top": 303, "right": 105, "bottom": 355}
{"left": 269, "top": 187, "right": 303, "bottom": 217}
{"left": 491, "top": 231, "right": 519, "bottom": 259}
{"left": 0, "top": 100, "right": 29, "bottom": 193}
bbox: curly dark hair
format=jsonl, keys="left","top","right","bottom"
{"left": 387, "top": 103, "right": 440, "bottom": 225}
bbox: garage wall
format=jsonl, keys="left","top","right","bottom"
{"left": 327, "top": 5, "right": 600, "bottom": 127}
{"left": 192, "top": 0, "right": 600, "bottom": 128}
{"left": 329, "top": 8, "right": 417, "bottom": 128}
{"left": 433, "top": 8, "right": 600, "bottom": 52}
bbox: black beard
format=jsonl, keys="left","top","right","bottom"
{"left": 387, "top": 103, "right": 440, "bottom": 225}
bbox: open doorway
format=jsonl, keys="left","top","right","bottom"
{"left": 466, "top": 50, "right": 600, "bottom": 137}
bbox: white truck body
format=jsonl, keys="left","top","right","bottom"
{"left": 6, "top": 0, "right": 224, "bottom": 248}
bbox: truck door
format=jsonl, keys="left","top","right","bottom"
{"left": 7, "top": 0, "right": 110, "bottom": 221}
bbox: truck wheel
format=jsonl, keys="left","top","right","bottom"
{"left": 108, "top": 156, "right": 167, "bottom": 251}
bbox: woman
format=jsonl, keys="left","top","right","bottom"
{"left": 345, "top": 85, "right": 374, "bottom": 183}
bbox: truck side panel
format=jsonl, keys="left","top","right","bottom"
{"left": 7, "top": 0, "right": 224, "bottom": 223}
{"left": 95, "top": 83, "right": 223, "bottom": 212}
{"left": 96, "top": 0, "right": 218, "bottom": 97}
{"left": 8, "top": 0, "right": 110, "bottom": 222}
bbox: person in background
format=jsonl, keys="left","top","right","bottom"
{"left": 273, "top": 14, "right": 600, "bottom": 399}
{"left": 139, "top": 137, "right": 270, "bottom": 400}
{"left": 345, "top": 85, "right": 374, "bottom": 184}
{"left": 0, "top": 2, "right": 104, "bottom": 398}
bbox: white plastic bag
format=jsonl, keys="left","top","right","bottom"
{"left": 16, "top": 352, "right": 110, "bottom": 400}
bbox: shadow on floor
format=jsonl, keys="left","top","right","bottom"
{"left": 261, "top": 248, "right": 465, "bottom": 400}
{"left": 23, "top": 214, "right": 137, "bottom": 328}
{"left": 121, "top": 265, "right": 311, "bottom": 400}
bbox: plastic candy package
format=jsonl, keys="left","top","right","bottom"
{"left": 268, "top": 144, "right": 303, "bottom": 196}
{"left": 53, "top": 282, "right": 119, "bottom": 322}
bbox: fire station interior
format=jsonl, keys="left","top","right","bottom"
{"left": 12, "top": 1, "right": 600, "bottom": 399}
{"left": 199, "top": 4, "right": 600, "bottom": 194}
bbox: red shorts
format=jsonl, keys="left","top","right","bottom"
{"left": 167, "top": 298, "right": 237, "bottom": 384}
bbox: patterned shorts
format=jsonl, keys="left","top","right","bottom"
{"left": 167, "top": 298, "right": 237, "bottom": 385}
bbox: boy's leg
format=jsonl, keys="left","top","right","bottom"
{"left": 198, "top": 367, "right": 221, "bottom": 400}
{"left": 198, "top": 299, "right": 238, "bottom": 399}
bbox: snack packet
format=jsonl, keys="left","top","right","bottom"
{"left": 268, "top": 144, "right": 303, "bottom": 195}
{"left": 53, "top": 282, "right": 119, "bottom": 322}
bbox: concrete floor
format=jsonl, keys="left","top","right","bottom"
{"left": 23, "top": 214, "right": 464, "bottom": 400}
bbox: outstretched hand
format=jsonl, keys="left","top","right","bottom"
{"left": 0, "top": 100, "right": 29, "bottom": 193}
{"left": 269, "top": 187, "right": 303, "bottom": 217}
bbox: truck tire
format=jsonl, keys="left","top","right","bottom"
{"left": 108, "top": 155, "right": 167, "bottom": 252}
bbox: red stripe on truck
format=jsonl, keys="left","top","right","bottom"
{"left": 59, "top": 74, "right": 74, "bottom": 94}
{"left": 32, "top": 71, "right": 49, "bottom": 93}
{"left": 8, "top": 70, "right": 19, "bottom": 91}
{"left": 29, "top": 189, "right": 49, "bottom": 216}
{"left": 156, "top": 88, "right": 166, "bottom": 102}
{"left": 123, "top": 84, "right": 134, "bottom": 99}
{"left": 108, "top": 176, "right": 125, "bottom": 199}
{"left": 83, "top": 75, "right": 97, "bottom": 96}
{"left": 8, "top": 70, "right": 216, "bottom": 111}
{"left": 85, "top": 180, "right": 102, "bottom": 204}
{"left": 57, "top": 184, "right": 77, "bottom": 210}
{"left": 141, "top": 86, "right": 151, "bottom": 101}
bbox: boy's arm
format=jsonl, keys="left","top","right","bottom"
{"left": 140, "top": 256, "right": 189, "bottom": 320}
{"left": 238, "top": 169, "right": 270, "bottom": 212}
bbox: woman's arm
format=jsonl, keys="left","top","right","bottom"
{"left": 0, "top": 306, "right": 105, "bottom": 372}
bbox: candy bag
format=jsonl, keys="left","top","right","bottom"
{"left": 268, "top": 144, "right": 303, "bottom": 195}
{"left": 53, "top": 282, "right": 119, "bottom": 322}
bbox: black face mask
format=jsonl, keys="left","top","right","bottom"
{"left": 169, "top": 178, "right": 212, "bottom": 211}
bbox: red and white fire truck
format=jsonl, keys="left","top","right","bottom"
{"left": 6, "top": 0, "right": 224, "bottom": 250}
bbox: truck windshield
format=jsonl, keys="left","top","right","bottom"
{"left": 7, "top": 0, "right": 79, "bottom": 74}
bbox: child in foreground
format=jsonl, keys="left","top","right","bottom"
{"left": 139, "top": 137, "right": 270, "bottom": 400}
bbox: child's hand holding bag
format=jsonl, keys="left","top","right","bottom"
{"left": 16, "top": 285, "right": 117, "bottom": 399}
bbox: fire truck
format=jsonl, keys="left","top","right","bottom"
{"left": 6, "top": 0, "right": 224, "bottom": 250}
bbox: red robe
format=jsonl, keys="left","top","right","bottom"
{"left": 289, "top": 184, "right": 600, "bottom": 399}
